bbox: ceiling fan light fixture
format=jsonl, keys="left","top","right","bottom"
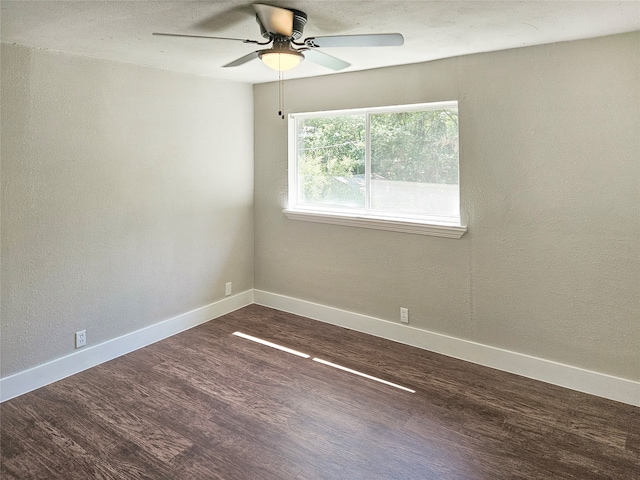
{"left": 259, "top": 50, "right": 304, "bottom": 71}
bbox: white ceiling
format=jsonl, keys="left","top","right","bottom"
{"left": 2, "top": 1, "right": 639, "bottom": 84}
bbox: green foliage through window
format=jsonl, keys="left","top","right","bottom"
{"left": 371, "top": 110, "right": 458, "bottom": 185}
{"left": 291, "top": 102, "right": 460, "bottom": 221}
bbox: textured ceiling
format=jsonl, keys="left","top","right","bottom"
{"left": 2, "top": 1, "right": 639, "bottom": 84}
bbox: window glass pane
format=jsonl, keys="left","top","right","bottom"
{"left": 370, "top": 109, "right": 459, "bottom": 218}
{"left": 296, "top": 115, "right": 366, "bottom": 209}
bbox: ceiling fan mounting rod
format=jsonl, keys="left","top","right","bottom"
{"left": 270, "top": 37, "right": 301, "bottom": 52}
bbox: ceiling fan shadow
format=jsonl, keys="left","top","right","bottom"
{"left": 190, "top": 4, "right": 254, "bottom": 33}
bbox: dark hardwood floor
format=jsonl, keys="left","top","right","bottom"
{"left": 1, "top": 304, "right": 638, "bottom": 479}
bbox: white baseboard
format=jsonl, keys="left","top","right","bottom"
{"left": 254, "top": 290, "right": 640, "bottom": 407}
{"left": 0, "top": 290, "right": 254, "bottom": 403}
{"left": 3, "top": 288, "right": 638, "bottom": 407}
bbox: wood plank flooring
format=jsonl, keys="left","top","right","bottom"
{"left": 1, "top": 304, "right": 639, "bottom": 479}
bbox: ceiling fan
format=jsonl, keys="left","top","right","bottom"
{"left": 153, "top": 3, "right": 404, "bottom": 72}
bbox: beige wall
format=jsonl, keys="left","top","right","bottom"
{"left": 254, "top": 32, "right": 640, "bottom": 381}
{"left": 2, "top": 32, "right": 638, "bottom": 385}
{"left": 1, "top": 44, "right": 254, "bottom": 376}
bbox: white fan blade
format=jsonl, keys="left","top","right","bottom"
{"left": 305, "top": 33, "right": 404, "bottom": 48}
{"left": 223, "top": 51, "right": 260, "bottom": 68}
{"left": 303, "top": 49, "right": 350, "bottom": 71}
{"left": 153, "top": 32, "right": 255, "bottom": 43}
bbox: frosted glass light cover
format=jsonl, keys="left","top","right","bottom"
{"left": 261, "top": 52, "right": 303, "bottom": 71}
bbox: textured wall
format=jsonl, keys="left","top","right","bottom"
{"left": 254, "top": 32, "right": 640, "bottom": 381}
{"left": 1, "top": 44, "right": 254, "bottom": 377}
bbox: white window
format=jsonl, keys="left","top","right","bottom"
{"left": 285, "top": 102, "right": 466, "bottom": 238}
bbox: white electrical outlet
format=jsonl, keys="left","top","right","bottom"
{"left": 75, "top": 330, "right": 87, "bottom": 348}
{"left": 400, "top": 307, "right": 409, "bottom": 324}
{"left": 225, "top": 282, "right": 232, "bottom": 296}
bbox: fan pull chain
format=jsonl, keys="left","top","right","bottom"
{"left": 281, "top": 74, "right": 285, "bottom": 120}
{"left": 278, "top": 69, "right": 282, "bottom": 118}
{"left": 278, "top": 68, "right": 285, "bottom": 119}
{"left": 276, "top": 53, "right": 285, "bottom": 119}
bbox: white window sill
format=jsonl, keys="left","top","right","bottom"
{"left": 283, "top": 209, "right": 467, "bottom": 239}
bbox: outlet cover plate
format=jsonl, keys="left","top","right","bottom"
{"left": 75, "top": 330, "right": 87, "bottom": 348}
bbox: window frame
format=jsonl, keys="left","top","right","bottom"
{"left": 285, "top": 102, "right": 467, "bottom": 238}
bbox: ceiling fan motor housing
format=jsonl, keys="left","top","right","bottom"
{"left": 257, "top": 8, "right": 308, "bottom": 40}
{"left": 290, "top": 9, "right": 308, "bottom": 39}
